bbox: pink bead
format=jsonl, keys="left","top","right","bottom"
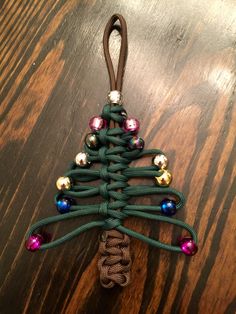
{"left": 179, "top": 237, "right": 198, "bottom": 256}
{"left": 123, "top": 118, "right": 140, "bottom": 133}
{"left": 26, "top": 234, "right": 44, "bottom": 252}
{"left": 89, "top": 116, "right": 107, "bottom": 131}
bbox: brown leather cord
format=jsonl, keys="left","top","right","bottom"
{"left": 98, "top": 14, "right": 131, "bottom": 288}
{"left": 102, "top": 14, "right": 127, "bottom": 91}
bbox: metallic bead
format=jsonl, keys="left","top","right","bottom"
{"left": 123, "top": 118, "right": 140, "bottom": 133}
{"left": 153, "top": 154, "right": 168, "bottom": 169}
{"left": 56, "top": 176, "right": 71, "bottom": 190}
{"left": 25, "top": 234, "right": 44, "bottom": 252}
{"left": 160, "top": 199, "right": 176, "bottom": 216}
{"left": 107, "top": 90, "right": 122, "bottom": 105}
{"left": 85, "top": 133, "right": 100, "bottom": 149}
{"left": 128, "top": 136, "right": 144, "bottom": 150}
{"left": 179, "top": 237, "right": 198, "bottom": 256}
{"left": 75, "top": 152, "right": 91, "bottom": 167}
{"left": 56, "top": 197, "right": 72, "bottom": 214}
{"left": 89, "top": 116, "right": 107, "bottom": 131}
{"left": 155, "top": 169, "right": 172, "bottom": 186}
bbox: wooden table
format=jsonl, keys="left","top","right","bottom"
{"left": 0, "top": 1, "right": 235, "bottom": 313}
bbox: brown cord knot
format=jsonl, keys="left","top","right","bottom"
{"left": 98, "top": 230, "right": 131, "bottom": 288}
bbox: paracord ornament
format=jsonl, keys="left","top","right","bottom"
{"left": 26, "top": 14, "right": 198, "bottom": 289}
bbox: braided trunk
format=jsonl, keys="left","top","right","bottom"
{"left": 98, "top": 230, "right": 131, "bottom": 288}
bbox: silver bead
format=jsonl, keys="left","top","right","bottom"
{"left": 107, "top": 90, "right": 122, "bottom": 105}
{"left": 75, "top": 152, "right": 90, "bottom": 167}
{"left": 153, "top": 154, "right": 168, "bottom": 169}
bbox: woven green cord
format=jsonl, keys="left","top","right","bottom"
{"left": 27, "top": 104, "right": 198, "bottom": 252}
{"left": 27, "top": 207, "right": 196, "bottom": 251}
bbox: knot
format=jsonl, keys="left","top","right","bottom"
{"left": 98, "top": 147, "right": 108, "bottom": 164}
{"left": 99, "top": 183, "right": 109, "bottom": 199}
{"left": 101, "top": 104, "right": 126, "bottom": 124}
{"left": 103, "top": 217, "right": 121, "bottom": 230}
{"left": 98, "top": 128, "right": 109, "bottom": 145}
{"left": 99, "top": 202, "right": 109, "bottom": 216}
{"left": 98, "top": 230, "right": 131, "bottom": 288}
{"left": 110, "top": 105, "right": 126, "bottom": 124}
{"left": 100, "top": 166, "right": 110, "bottom": 181}
{"left": 101, "top": 104, "right": 111, "bottom": 121}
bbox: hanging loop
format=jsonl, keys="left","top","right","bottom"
{"left": 103, "top": 14, "right": 128, "bottom": 98}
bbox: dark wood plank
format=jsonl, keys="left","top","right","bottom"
{"left": 0, "top": 1, "right": 236, "bottom": 313}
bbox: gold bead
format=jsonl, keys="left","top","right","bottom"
{"left": 56, "top": 176, "right": 71, "bottom": 190}
{"left": 75, "top": 152, "right": 90, "bottom": 167}
{"left": 155, "top": 170, "right": 172, "bottom": 186}
{"left": 153, "top": 154, "right": 168, "bottom": 169}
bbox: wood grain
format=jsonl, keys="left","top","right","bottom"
{"left": 0, "top": 1, "right": 236, "bottom": 313}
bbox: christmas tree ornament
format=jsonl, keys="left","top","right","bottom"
{"left": 26, "top": 14, "right": 198, "bottom": 288}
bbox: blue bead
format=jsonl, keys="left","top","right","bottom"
{"left": 160, "top": 199, "right": 177, "bottom": 216}
{"left": 56, "top": 198, "right": 71, "bottom": 214}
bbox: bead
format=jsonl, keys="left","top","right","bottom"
{"left": 123, "top": 118, "right": 140, "bottom": 133}
{"left": 179, "top": 237, "right": 198, "bottom": 256}
{"left": 155, "top": 169, "right": 172, "bottom": 186}
{"left": 75, "top": 152, "right": 91, "bottom": 167}
{"left": 25, "top": 234, "right": 44, "bottom": 252}
{"left": 128, "top": 136, "right": 144, "bottom": 150}
{"left": 108, "top": 90, "right": 122, "bottom": 104}
{"left": 89, "top": 116, "right": 107, "bottom": 131}
{"left": 153, "top": 154, "right": 168, "bottom": 169}
{"left": 56, "top": 197, "right": 72, "bottom": 213}
{"left": 85, "top": 133, "right": 100, "bottom": 149}
{"left": 56, "top": 176, "right": 71, "bottom": 190}
{"left": 160, "top": 199, "right": 177, "bottom": 216}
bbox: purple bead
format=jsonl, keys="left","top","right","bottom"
{"left": 89, "top": 116, "right": 107, "bottom": 131}
{"left": 128, "top": 136, "right": 144, "bottom": 150}
{"left": 26, "top": 234, "right": 44, "bottom": 252}
{"left": 123, "top": 118, "right": 140, "bottom": 133}
{"left": 179, "top": 237, "right": 198, "bottom": 256}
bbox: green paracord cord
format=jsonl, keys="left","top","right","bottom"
{"left": 26, "top": 104, "right": 198, "bottom": 253}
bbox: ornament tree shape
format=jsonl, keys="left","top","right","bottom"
{"left": 26, "top": 103, "right": 198, "bottom": 288}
